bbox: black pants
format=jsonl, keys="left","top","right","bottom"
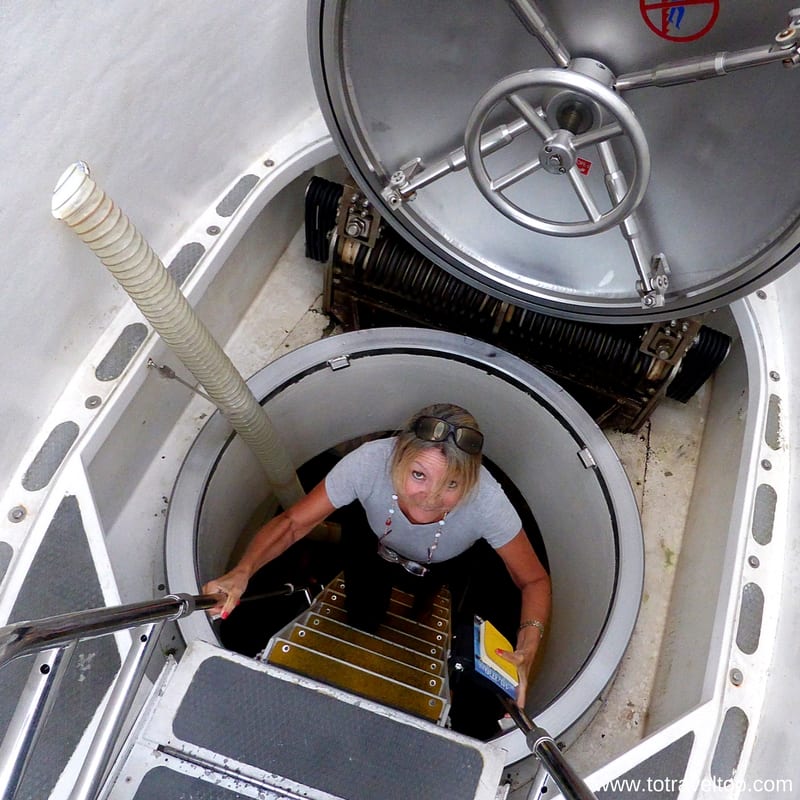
{"left": 337, "top": 506, "right": 511, "bottom": 739}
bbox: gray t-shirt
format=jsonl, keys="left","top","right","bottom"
{"left": 325, "top": 438, "right": 522, "bottom": 563}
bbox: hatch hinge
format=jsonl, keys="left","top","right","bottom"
{"left": 639, "top": 318, "right": 701, "bottom": 366}
{"left": 636, "top": 253, "right": 670, "bottom": 309}
{"left": 381, "top": 158, "right": 425, "bottom": 208}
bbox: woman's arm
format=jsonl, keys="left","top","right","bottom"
{"left": 202, "top": 479, "right": 336, "bottom": 619}
{"left": 494, "top": 529, "right": 552, "bottom": 708}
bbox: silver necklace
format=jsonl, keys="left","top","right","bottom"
{"left": 382, "top": 493, "right": 448, "bottom": 564}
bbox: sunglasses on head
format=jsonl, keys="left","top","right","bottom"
{"left": 412, "top": 416, "right": 484, "bottom": 455}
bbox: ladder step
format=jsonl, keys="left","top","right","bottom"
{"left": 317, "top": 589, "right": 450, "bottom": 638}
{"left": 286, "top": 625, "right": 445, "bottom": 693}
{"left": 328, "top": 577, "right": 451, "bottom": 616}
{"left": 320, "top": 585, "right": 450, "bottom": 624}
{"left": 266, "top": 639, "right": 447, "bottom": 723}
{"left": 302, "top": 613, "right": 447, "bottom": 675}
{"left": 314, "top": 602, "right": 448, "bottom": 653}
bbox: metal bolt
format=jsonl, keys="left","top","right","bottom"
{"left": 657, "top": 348, "right": 670, "bottom": 360}
{"left": 756, "top": 290, "right": 767, "bottom": 299}
{"left": 85, "top": 395, "right": 101, "bottom": 409}
{"left": 769, "top": 370, "right": 780, "bottom": 381}
{"left": 761, "top": 459, "right": 772, "bottom": 470}
{"left": 544, "top": 145, "right": 553, "bottom": 153}
{"left": 558, "top": 167, "right": 566, "bottom": 174}
{"left": 748, "top": 555, "right": 760, "bottom": 568}
{"left": 8, "top": 505, "right": 26, "bottom": 523}
{"left": 206, "top": 225, "right": 221, "bottom": 236}
{"left": 729, "top": 668, "right": 744, "bottom": 686}
{"left": 264, "top": 159, "right": 275, "bottom": 167}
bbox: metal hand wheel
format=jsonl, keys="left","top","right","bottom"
{"left": 464, "top": 67, "right": 650, "bottom": 237}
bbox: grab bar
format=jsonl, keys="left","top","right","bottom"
{"left": 0, "top": 583, "right": 311, "bottom": 800}
{"left": 501, "top": 696, "right": 599, "bottom": 800}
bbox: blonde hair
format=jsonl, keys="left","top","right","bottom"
{"left": 390, "top": 403, "right": 482, "bottom": 499}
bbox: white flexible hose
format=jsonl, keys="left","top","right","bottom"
{"left": 52, "top": 162, "right": 304, "bottom": 509}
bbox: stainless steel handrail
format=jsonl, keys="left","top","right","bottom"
{"left": 501, "top": 697, "right": 599, "bottom": 800}
{"left": 69, "top": 622, "right": 164, "bottom": 800}
{"left": 0, "top": 644, "right": 76, "bottom": 800}
{"left": 0, "top": 584, "right": 308, "bottom": 800}
{"left": 0, "top": 593, "right": 218, "bottom": 671}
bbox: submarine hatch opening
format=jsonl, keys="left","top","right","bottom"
{"left": 167, "top": 327, "right": 643, "bottom": 764}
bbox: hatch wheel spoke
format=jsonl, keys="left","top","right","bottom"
{"left": 464, "top": 67, "right": 651, "bottom": 237}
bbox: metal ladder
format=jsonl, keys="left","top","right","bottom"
{"left": 261, "top": 575, "right": 452, "bottom": 724}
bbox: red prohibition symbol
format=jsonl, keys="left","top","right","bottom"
{"left": 640, "top": 1, "right": 720, "bottom": 43}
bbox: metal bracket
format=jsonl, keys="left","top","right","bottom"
{"left": 147, "top": 359, "right": 213, "bottom": 402}
{"left": 336, "top": 185, "right": 382, "bottom": 249}
{"left": 380, "top": 158, "right": 425, "bottom": 208}
{"left": 639, "top": 317, "right": 701, "bottom": 366}
{"left": 636, "top": 253, "right": 670, "bottom": 309}
{"left": 327, "top": 355, "right": 351, "bottom": 371}
{"left": 774, "top": 10, "right": 800, "bottom": 66}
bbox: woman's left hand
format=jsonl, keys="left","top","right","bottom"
{"left": 495, "top": 626, "right": 541, "bottom": 708}
{"left": 494, "top": 531, "right": 551, "bottom": 709}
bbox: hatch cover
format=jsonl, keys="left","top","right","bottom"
{"left": 309, "top": 0, "right": 800, "bottom": 321}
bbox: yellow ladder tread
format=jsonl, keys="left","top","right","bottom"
{"left": 267, "top": 639, "right": 446, "bottom": 723}
{"left": 286, "top": 625, "right": 444, "bottom": 693}
{"left": 324, "top": 582, "right": 450, "bottom": 619}
{"left": 303, "top": 614, "right": 446, "bottom": 675}
{"left": 315, "top": 602, "right": 448, "bottom": 650}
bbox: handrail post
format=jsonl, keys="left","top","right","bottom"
{"left": 69, "top": 622, "right": 164, "bottom": 800}
{"left": 0, "top": 643, "right": 76, "bottom": 800}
